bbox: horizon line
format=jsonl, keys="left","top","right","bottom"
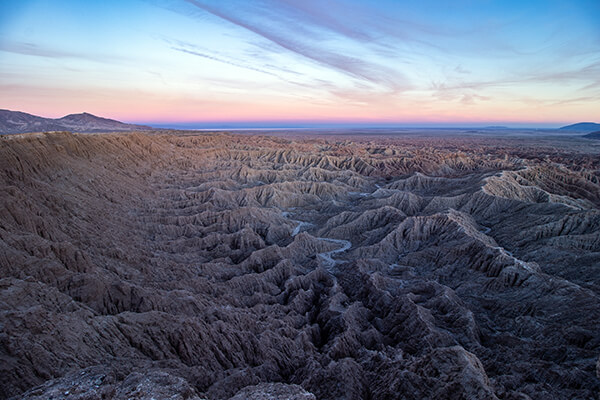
{"left": 3, "top": 108, "right": 594, "bottom": 130}
{"left": 139, "top": 121, "right": 568, "bottom": 130}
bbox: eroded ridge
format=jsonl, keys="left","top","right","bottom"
{"left": 1, "top": 131, "right": 599, "bottom": 399}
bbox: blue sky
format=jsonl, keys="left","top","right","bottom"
{"left": 0, "top": 0, "right": 599, "bottom": 127}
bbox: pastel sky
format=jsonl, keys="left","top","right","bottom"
{"left": 1, "top": 0, "right": 599, "bottom": 127}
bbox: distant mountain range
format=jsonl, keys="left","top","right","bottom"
{"left": 0, "top": 109, "right": 152, "bottom": 134}
{"left": 559, "top": 122, "right": 600, "bottom": 132}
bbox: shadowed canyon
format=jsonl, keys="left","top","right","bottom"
{"left": 1, "top": 131, "right": 599, "bottom": 399}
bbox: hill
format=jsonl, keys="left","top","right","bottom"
{"left": 559, "top": 122, "right": 600, "bottom": 132}
{"left": 0, "top": 109, "right": 152, "bottom": 134}
{"left": 583, "top": 131, "right": 600, "bottom": 139}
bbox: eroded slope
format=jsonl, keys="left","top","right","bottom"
{"left": 1, "top": 131, "right": 599, "bottom": 399}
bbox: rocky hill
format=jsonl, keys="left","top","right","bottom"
{"left": 0, "top": 109, "right": 151, "bottom": 134}
{"left": 1, "top": 131, "right": 599, "bottom": 399}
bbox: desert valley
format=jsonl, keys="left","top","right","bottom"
{"left": 1, "top": 125, "right": 599, "bottom": 399}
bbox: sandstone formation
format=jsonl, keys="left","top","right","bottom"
{"left": 1, "top": 131, "right": 599, "bottom": 399}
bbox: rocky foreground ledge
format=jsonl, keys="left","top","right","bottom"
{"left": 1, "top": 131, "right": 599, "bottom": 399}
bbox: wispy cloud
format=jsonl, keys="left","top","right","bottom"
{"left": 166, "top": 38, "right": 335, "bottom": 94}
{"left": 170, "top": 42, "right": 286, "bottom": 79}
{"left": 430, "top": 82, "right": 491, "bottom": 105}
{"left": 181, "top": 0, "right": 412, "bottom": 92}
{"left": 431, "top": 59, "right": 600, "bottom": 105}
{"left": 454, "top": 65, "right": 470, "bottom": 75}
{"left": 0, "top": 41, "right": 77, "bottom": 58}
{"left": 166, "top": 0, "right": 600, "bottom": 111}
{"left": 0, "top": 41, "right": 124, "bottom": 63}
{"left": 461, "top": 56, "right": 600, "bottom": 93}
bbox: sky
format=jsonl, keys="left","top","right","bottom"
{"left": 0, "top": 0, "right": 599, "bottom": 128}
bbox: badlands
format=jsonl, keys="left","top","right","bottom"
{"left": 0, "top": 130, "right": 599, "bottom": 399}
